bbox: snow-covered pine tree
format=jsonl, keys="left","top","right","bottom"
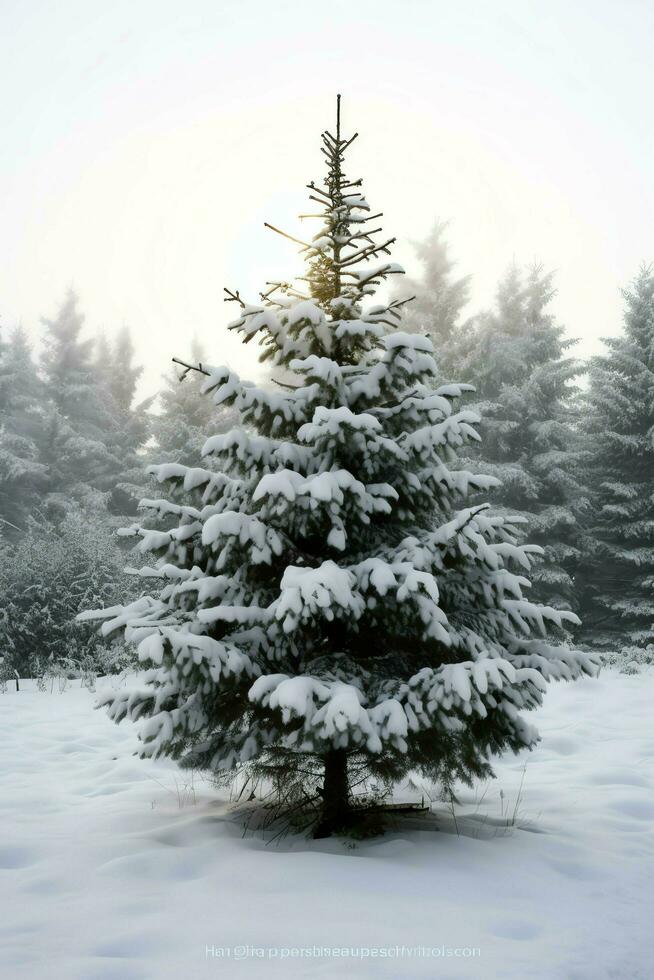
{"left": 392, "top": 220, "right": 471, "bottom": 376}
{"left": 39, "top": 290, "right": 120, "bottom": 519}
{"left": 0, "top": 512, "right": 137, "bottom": 680}
{"left": 152, "top": 336, "right": 237, "bottom": 467}
{"left": 577, "top": 267, "right": 654, "bottom": 664}
{"left": 83, "top": 99, "right": 596, "bottom": 837}
{"left": 109, "top": 325, "right": 143, "bottom": 416}
{"left": 95, "top": 325, "right": 153, "bottom": 515}
{"left": 39, "top": 291, "right": 151, "bottom": 521}
{"left": 94, "top": 331, "right": 114, "bottom": 393}
{"left": 452, "top": 265, "right": 587, "bottom": 613}
{"left": 41, "top": 289, "right": 96, "bottom": 420}
{"left": 0, "top": 325, "right": 47, "bottom": 536}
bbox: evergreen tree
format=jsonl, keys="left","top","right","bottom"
{"left": 84, "top": 100, "right": 596, "bottom": 837}
{"left": 394, "top": 220, "right": 471, "bottom": 372}
{"left": 578, "top": 267, "right": 654, "bottom": 662}
{"left": 39, "top": 290, "right": 118, "bottom": 518}
{"left": 110, "top": 325, "right": 143, "bottom": 415}
{"left": 93, "top": 331, "right": 114, "bottom": 394}
{"left": 41, "top": 289, "right": 96, "bottom": 418}
{"left": 0, "top": 511, "right": 137, "bottom": 679}
{"left": 95, "top": 326, "right": 152, "bottom": 515}
{"left": 0, "top": 325, "right": 47, "bottom": 535}
{"left": 39, "top": 292, "right": 150, "bottom": 520}
{"left": 453, "top": 265, "right": 586, "bottom": 612}
{"left": 152, "top": 336, "right": 237, "bottom": 467}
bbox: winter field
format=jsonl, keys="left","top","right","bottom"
{"left": 1, "top": 671, "right": 653, "bottom": 980}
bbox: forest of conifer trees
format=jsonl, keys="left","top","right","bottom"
{"left": 0, "top": 223, "right": 654, "bottom": 688}
{"left": 2, "top": 229, "right": 651, "bottom": 686}
{"left": 0, "top": 291, "right": 237, "bottom": 682}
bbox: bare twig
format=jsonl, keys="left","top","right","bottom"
{"left": 223, "top": 287, "right": 245, "bottom": 308}
{"left": 338, "top": 238, "right": 396, "bottom": 268}
{"left": 171, "top": 357, "right": 210, "bottom": 378}
{"left": 263, "top": 222, "right": 313, "bottom": 250}
{"left": 340, "top": 132, "right": 359, "bottom": 152}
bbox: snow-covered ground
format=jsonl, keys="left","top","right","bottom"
{"left": 1, "top": 671, "right": 653, "bottom": 980}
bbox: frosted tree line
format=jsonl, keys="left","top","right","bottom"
{"left": 0, "top": 294, "right": 235, "bottom": 681}
{"left": 0, "top": 117, "right": 652, "bottom": 698}
{"left": 395, "top": 228, "right": 653, "bottom": 668}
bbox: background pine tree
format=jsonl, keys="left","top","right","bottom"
{"left": 395, "top": 220, "right": 471, "bottom": 364}
{"left": 39, "top": 290, "right": 119, "bottom": 519}
{"left": 577, "top": 267, "right": 654, "bottom": 663}
{"left": 96, "top": 325, "right": 153, "bottom": 516}
{"left": 85, "top": 100, "right": 596, "bottom": 837}
{"left": 452, "top": 264, "right": 587, "bottom": 613}
{"left": 39, "top": 291, "right": 150, "bottom": 521}
{"left": 0, "top": 512, "right": 137, "bottom": 680}
{"left": 109, "top": 326, "right": 143, "bottom": 416}
{"left": 0, "top": 305, "right": 152, "bottom": 677}
{"left": 152, "top": 336, "right": 237, "bottom": 467}
{"left": 0, "top": 325, "right": 47, "bottom": 535}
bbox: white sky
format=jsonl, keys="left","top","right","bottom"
{"left": 1, "top": 0, "right": 652, "bottom": 393}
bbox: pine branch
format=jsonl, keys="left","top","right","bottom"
{"left": 171, "top": 357, "right": 210, "bottom": 378}
{"left": 348, "top": 227, "right": 383, "bottom": 245}
{"left": 259, "top": 294, "right": 287, "bottom": 309}
{"left": 306, "top": 182, "right": 332, "bottom": 201}
{"left": 308, "top": 195, "right": 332, "bottom": 209}
{"left": 455, "top": 504, "right": 491, "bottom": 533}
{"left": 226, "top": 323, "right": 256, "bottom": 344}
{"left": 389, "top": 295, "right": 416, "bottom": 309}
{"left": 0, "top": 516, "right": 24, "bottom": 533}
{"left": 372, "top": 387, "right": 422, "bottom": 411}
{"left": 263, "top": 222, "right": 313, "bottom": 251}
{"left": 259, "top": 283, "right": 280, "bottom": 302}
{"left": 340, "top": 132, "right": 359, "bottom": 152}
{"left": 271, "top": 377, "right": 303, "bottom": 390}
{"left": 364, "top": 296, "right": 416, "bottom": 327}
{"left": 338, "top": 238, "right": 396, "bottom": 268}
{"left": 344, "top": 263, "right": 405, "bottom": 288}
{"left": 262, "top": 281, "right": 310, "bottom": 302}
{"left": 260, "top": 283, "right": 302, "bottom": 306}
{"left": 223, "top": 287, "right": 245, "bottom": 308}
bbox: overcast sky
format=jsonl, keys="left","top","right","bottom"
{"left": 1, "top": 0, "right": 652, "bottom": 392}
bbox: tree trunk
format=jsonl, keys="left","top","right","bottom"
{"left": 313, "top": 749, "right": 349, "bottom": 838}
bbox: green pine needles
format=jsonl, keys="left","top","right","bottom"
{"left": 578, "top": 267, "right": 654, "bottom": 664}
